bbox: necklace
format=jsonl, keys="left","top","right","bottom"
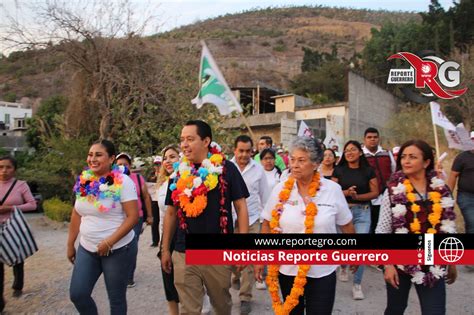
{"left": 267, "top": 173, "right": 320, "bottom": 315}
{"left": 169, "top": 142, "right": 230, "bottom": 233}
{"left": 389, "top": 170, "right": 456, "bottom": 287}
{"left": 73, "top": 165, "right": 124, "bottom": 212}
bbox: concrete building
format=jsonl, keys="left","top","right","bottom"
{"left": 0, "top": 100, "right": 32, "bottom": 154}
{"left": 224, "top": 71, "right": 404, "bottom": 149}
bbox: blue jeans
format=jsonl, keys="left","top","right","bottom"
{"left": 350, "top": 204, "right": 371, "bottom": 285}
{"left": 70, "top": 239, "right": 138, "bottom": 315}
{"left": 385, "top": 271, "right": 445, "bottom": 315}
{"left": 457, "top": 192, "right": 474, "bottom": 234}
{"left": 128, "top": 217, "right": 143, "bottom": 282}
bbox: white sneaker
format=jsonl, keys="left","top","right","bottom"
{"left": 255, "top": 281, "right": 267, "bottom": 290}
{"left": 338, "top": 267, "right": 349, "bottom": 282}
{"left": 352, "top": 284, "right": 365, "bottom": 300}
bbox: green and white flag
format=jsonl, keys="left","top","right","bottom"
{"left": 191, "top": 41, "right": 243, "bottom": 115}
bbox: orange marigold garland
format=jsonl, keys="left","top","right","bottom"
{"left": 169, "top": 143, "right": 225, "bottom": 220}
{"left": 267, "top": 172, "right": 320, "bottom": 315}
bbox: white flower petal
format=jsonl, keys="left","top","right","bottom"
{"left": 411, "top": 271, "right": 425, "bottom": 284}
{"left": 440, "top": 197, "right": 455, "bottom": 208}
{"left": 202, "top": 159, "right": 212, "bottom": 168}
{"left": 392, "top": 204, "right": 407, "bottom": 217}
{"left": 395, "top": 227, "right": 409, "bottom": 234}
{"left": 430, "top": 177, "right": 445, "bottom": 190}
{"left": 440, "top": 220, "right": 457, "bottom": 233}
{"left": 392, "top": 183, "right": 406, "bottom": 195}
{"left": 99, "top": 184, "right": 109, "bottom": 192}
{"left": 193, "top": 177, "right": 203, "bottom": 187}
{"left": 184, "top": 188, "right": 192, "bottom": 197}
{"left": 429, "top": 266, "right": 446, "bottom": 279}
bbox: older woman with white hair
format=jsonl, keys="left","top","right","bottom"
{"left": 256, "top": 137, "right": 355, "bottom": 315}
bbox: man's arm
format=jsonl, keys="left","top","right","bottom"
{"left": 447, "top": 171, "right": 459, "bottom": 192}
{"left": 233, "top": 198, "right": 249, "bottom": 233}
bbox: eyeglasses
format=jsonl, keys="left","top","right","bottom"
{"left": 344, "top": 148, "right": 359, "bottom": 153}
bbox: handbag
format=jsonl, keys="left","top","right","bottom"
{"left": 0, "top": 207, "right": 39, "bottom": 266}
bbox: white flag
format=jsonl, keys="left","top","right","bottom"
{"left": 430, "top": 102, "right": 455, "bottom": 131}
{"left": 298, "top": 120, "right": 314, "bottom": 138}
{"left": 191, "top": 41, "right": 243, "bottom": 116}
{"left": 444, "top": 123, "right": 474, "bottom": 151}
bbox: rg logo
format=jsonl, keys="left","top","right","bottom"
{"left": 387, "top": 51, "right": 468, "bottom": 103}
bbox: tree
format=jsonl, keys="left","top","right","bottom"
{"left": 291, "top": 59, "right": 347, "bottom": 103}
{"left": 1, "top": 0, "right": 160, "bottom": 140}
{"left": 26, "top": 95, "right": 68, "bottom": 150}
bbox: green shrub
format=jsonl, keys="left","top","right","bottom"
{"left": 43, "top": 197, "right": 72, "bottom": 222}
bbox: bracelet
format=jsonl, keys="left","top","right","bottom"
{"left": 104, "top": 239, "right": 113, "bottom": 255}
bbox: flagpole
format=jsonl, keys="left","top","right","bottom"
{"left": 431, "top": 112, "right": 441, "bottom": 160}
{"left": 239, "top": 112, "right": 256, "bottom": 140}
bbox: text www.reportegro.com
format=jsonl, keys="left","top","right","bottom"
{"left": 254, "top": 237, "right": 357, "bottom": 248}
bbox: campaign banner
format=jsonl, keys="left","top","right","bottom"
{"left": 185, "top": 234, "right": 473, "bottom": 265}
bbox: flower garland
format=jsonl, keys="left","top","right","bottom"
{"left": 389, "top": 170, "right": 456, "bottom": 287}
{"left": 73, "top": 165, "right": 124, "bottom": 212}
{"left": 169, "top": 142, "right": 228, "bottom": 231}
{"left": 267, "top": 172, "right": 320, "bottom": 315}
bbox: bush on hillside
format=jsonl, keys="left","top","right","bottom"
{"left": 43, "top": 197, "right": 72, "bottom": 222}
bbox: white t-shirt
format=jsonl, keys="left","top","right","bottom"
{"left": 261, "top": 177, "right": 352, "bottom": 278}
{"left": 264, "top": 168, "right": 281, "bottom": 192}
{"left": 231, "top": 159, "right": 270, "bottom": 225}
{"left": 75, "top": 174, "right": 138, "bottom": 252}
{"left": 157, "top": 181, "right": 169, "bottom": 236}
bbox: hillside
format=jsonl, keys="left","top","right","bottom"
{"left": 0, "top": 6, "right": 418, "bottom": 105}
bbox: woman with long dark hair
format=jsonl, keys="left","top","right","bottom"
{"left": 157, "top": 145, "right": 180, "bottom": 315}
{"left": 332, "top": 140, "right": 378, "bottom": 300}
{"left": 376, "top": 140, "right": 457, "bottom": 314}
{"left": 320, "top": 149, "right": 337, "bottom": 179}
{"left": 68, "top": 140, "right": 138, "bottom": 315}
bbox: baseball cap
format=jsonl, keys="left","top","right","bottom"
{"left": 116, "top": 152, "right": 132, "bottom": 163}
{"left": 154, "top": 156, "right": 162, "bottom": 165}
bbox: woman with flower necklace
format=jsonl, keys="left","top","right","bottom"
{"left": 376, "top": 140, "right": 457, "bottom": 315}
{"left": 67, "top": 140, "right": 139, "bottom": 315}
{"left": 257, "top": 137, "right": 355, "bottom": 315}
{"left": 157, "top": 145, "right": 181, "bottom": 315}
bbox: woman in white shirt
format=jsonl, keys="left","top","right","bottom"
{"left": 259, "top": 148, "right": 282, "bottom": 191}
{"left": 157, "top": 145, "right": 180, "bottom": 315}
{"left": 67, "top": 140, "right": 138, "bottom": 315}
{"left": 256, "top": 137, "right": 355, "bottom": 315}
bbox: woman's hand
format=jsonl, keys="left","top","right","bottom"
{"left": 446, "top": 265, "right": 457, "bottom": 285}
{"left": 97, "top": 239, "right": 113, "bottom": 256}
{"left": 0, "top": 205, "right": 13, "bottom": 214}
{"left": 161, "top": 250, "right": 173, "bottom": 274}
{"left": 384, "top": 265, "right": 399, "bottom": 289}
{"left": 146, "top": 216, "right": 153, "bottom": 225}
{"left": 67, "top": 245, "right": 76, "bottom": 264}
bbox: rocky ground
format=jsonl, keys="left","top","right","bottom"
{"left": 2, "top": 213, "right": 473, "bottom": 314}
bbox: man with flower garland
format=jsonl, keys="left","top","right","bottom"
{"left": 230, "top": 134, "right": 271, "bottom": 314}
{"left": 161, "top": 120, "right": 250, "bottom": 315}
